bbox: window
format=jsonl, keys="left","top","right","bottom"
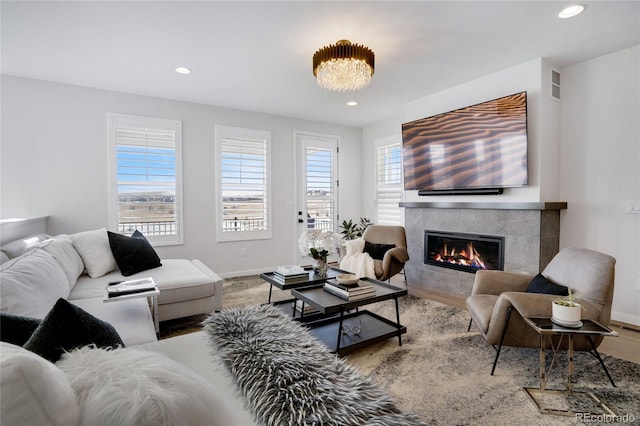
{"left": 107, "top": 113, "right": 183, "bottom": 245}
{"left": 375, "top": 137, "right": 404, "bottom": 225}
{"left": 215, "top": 125, "right": 271, "bottom": 242}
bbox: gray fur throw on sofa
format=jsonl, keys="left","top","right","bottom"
{"left": 203, "top": 304, "right": 425, "bottom": 426}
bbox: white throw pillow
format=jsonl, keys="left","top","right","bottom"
{"left": 57, "top": 346, "right": 241, "bottom": 426}
{"left": 70, "top": 228, "right": 117, "bottom": 278}
{"left": 0, "top": 342, "right": 80, "bottom": 426}
{"left": 0, "top": 249, "right": 69, "bottom": 318}
{"left": 36, "top": 235, "right": 85, "bottom": 290}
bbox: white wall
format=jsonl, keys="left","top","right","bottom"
{"left": 560, "top": 45, "right": 640, "bottom": 326}
{"left": 0, "top": 76, "right": 362, "bottom": 277}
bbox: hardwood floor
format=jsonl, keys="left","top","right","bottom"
{"left": 599, "top": 322, "right": 640, "bottom": 364}
{"left": 401, "top": 281, "right": 639, "bottom": 364}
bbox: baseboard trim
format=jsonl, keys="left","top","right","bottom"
{"left": 610, "top": 319, "right": 640, "bottom": 333}
{"left": 611, "top": 311, "right": 640, "bottom": 330}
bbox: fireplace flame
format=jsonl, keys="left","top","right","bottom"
{"left": 433, "top": 242, "right": 487, "bottom": 270}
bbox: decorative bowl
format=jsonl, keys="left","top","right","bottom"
{"left": 336, "top": 274, "right": 359, "bottom": 285}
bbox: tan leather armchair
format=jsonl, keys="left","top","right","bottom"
{"left": 466, "top": 247, "right": 616, "bottom": 376}
{"left": 361, "top": 225, "right": 409, "bottom": 281}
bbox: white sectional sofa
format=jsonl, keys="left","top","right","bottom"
{"left": 0, "top": 230, "right": 223, "bottom": 345}
{"left": 0, "top": 308, "right": 426, "bottom": 426}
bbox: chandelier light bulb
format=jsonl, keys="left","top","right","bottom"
{"left": 313, "top": 40, "right": 374, "bottom": 92}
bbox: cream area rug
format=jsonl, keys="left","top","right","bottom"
{"left": 165, "top": 275, "right": 640, "bottom": 425}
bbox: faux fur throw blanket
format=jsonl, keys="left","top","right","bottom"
{"left": 339, "top": 238, "right": 376, "bottom": 279}
{"left": 203, "top": 304, "right": 425, "bottom": 426}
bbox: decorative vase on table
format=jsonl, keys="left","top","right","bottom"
{"left": 298, "top": 229, "right": 339, "bottom": 279}
{"left": 313, "top": 256, "right": 329, "bottom": 277}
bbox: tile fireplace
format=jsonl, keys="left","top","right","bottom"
{"left": 401, "top": 202, "right": 567, "bottom": 298}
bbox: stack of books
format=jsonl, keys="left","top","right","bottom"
{"left": 294, "top": 299, "right": 318, "bottom": 315}
{"left": 272, "top": 266, "right": 310, "bottom": 285}
{"left": 323, "top": 279, "right": 375, "bottom": 301}
{"left": 106, "top": 277, "right": 157, "bottom": 298}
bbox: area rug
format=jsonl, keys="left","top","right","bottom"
{"left": 171, "top": 276, "right": 640, "bottom": 425}
{"left": 203, "top": 304, "right": 426, "bottom": 426}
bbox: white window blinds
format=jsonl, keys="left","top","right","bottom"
{"left": 108, "top": 113, "right": 183, "bottom": 245}
{"left": 215, "top": 126, "right": 271, "bottom": 241}
{"left": 375, "top": 141, "right": 404, "bottom": 225}
{"left": 305, "top": 145, "right": 335, "bottom": 231}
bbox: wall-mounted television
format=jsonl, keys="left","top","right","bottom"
{"left": 402, "top": 91, "right": 528, "bottom": 194}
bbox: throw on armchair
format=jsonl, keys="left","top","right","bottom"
{"left": 466, "top": 247, "right": 616, "bottom": 376}
{"left": 340, "top": 225, "right": 409, "bottom": 282}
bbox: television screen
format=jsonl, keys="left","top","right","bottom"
{"left": 402, "top": 91, "right": 528, "bottom": 191}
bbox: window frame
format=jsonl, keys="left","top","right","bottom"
{"left": 374, "top": 136, "right": 404, "bottom": 226}
{"left": 214, "top": 125, "right": 272, "bottom": 242}
{"left": 107, "top": 113, "right": 184, "bottom": 246}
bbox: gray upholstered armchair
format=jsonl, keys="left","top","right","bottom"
{"left": 361, "top": 225, "right": 409, "bottom": 282}
{"left": 466, "top": 247, "right": 616, "bottom": 376}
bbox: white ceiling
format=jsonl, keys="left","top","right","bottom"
{"left": 2, "top": 1, "right": 639, "bottom": 128}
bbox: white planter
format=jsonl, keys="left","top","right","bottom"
{"left": 552, "top": 301, "right": 582, "bottom": 323}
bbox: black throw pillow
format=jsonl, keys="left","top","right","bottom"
{"left": 525, "top": 273, "right": 569, "bottom": 296}
{"left": 108, "top": 230, "right": 162, "bottom": 276}
{"left": 23, "top": 298, "right": 124, "bottom": 363}
{"left": 363, "top": 241, "right": 396, "bottom": 261}
{"left": 0, "top": 313, "right": 42, "bottom": 346}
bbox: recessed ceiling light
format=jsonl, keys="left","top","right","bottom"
{"left": 558, "top": 5, "right": 585, "bottom": 19}
{"left": 346, "top": 101, "right": 358, "bottom": 107}
{"left": 175, "top": 66, "right": 192, "bottom": 75}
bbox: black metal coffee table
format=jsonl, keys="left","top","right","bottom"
{"left": 291, "top": 278, "right": 407, "bottom": 355}
{"left": 259, "top": 266, "right": 346, "bottom": 304}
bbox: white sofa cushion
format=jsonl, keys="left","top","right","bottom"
{"left": 56, "top": 345, "right": 243, "bottom": 426}
{"left": 0, "top": 342, "right": 80, "bottom": 426}
{"left": 35, "top": 235, "right": 84, "bottom": 290}
{"left": 0, "top": 249, "right": 69, "bottom": 318}
{"left": 70, "top": 228, "right": 117, "bottom": 278}
{"left": 69, "top": 259, "right": 215, "bottom": 304}
{"left": 148, "top": 259, "right": 216, "bottom": 304}
{"left": 70, "top": 297, "right": 157, "bottom": 346}
{"left": 138, "top": 331, "right": 256, "bottom": 425}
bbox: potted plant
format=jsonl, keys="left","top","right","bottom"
{"left": 552, "top": 287, "right": 584, "bottom": 326}
{"left": 339, "top": 218, "right": 372, "bottom": 240}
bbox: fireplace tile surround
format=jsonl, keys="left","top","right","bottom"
{"left": 401, "top": 202, "right": 566, "bottom": 298}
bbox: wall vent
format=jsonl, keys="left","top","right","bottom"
{"left": 551, "top": 69, "right": 561, "bottom": 101}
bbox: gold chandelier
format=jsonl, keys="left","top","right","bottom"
{"left": 312, "top": 40, "right": 375, "bottom": 92}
